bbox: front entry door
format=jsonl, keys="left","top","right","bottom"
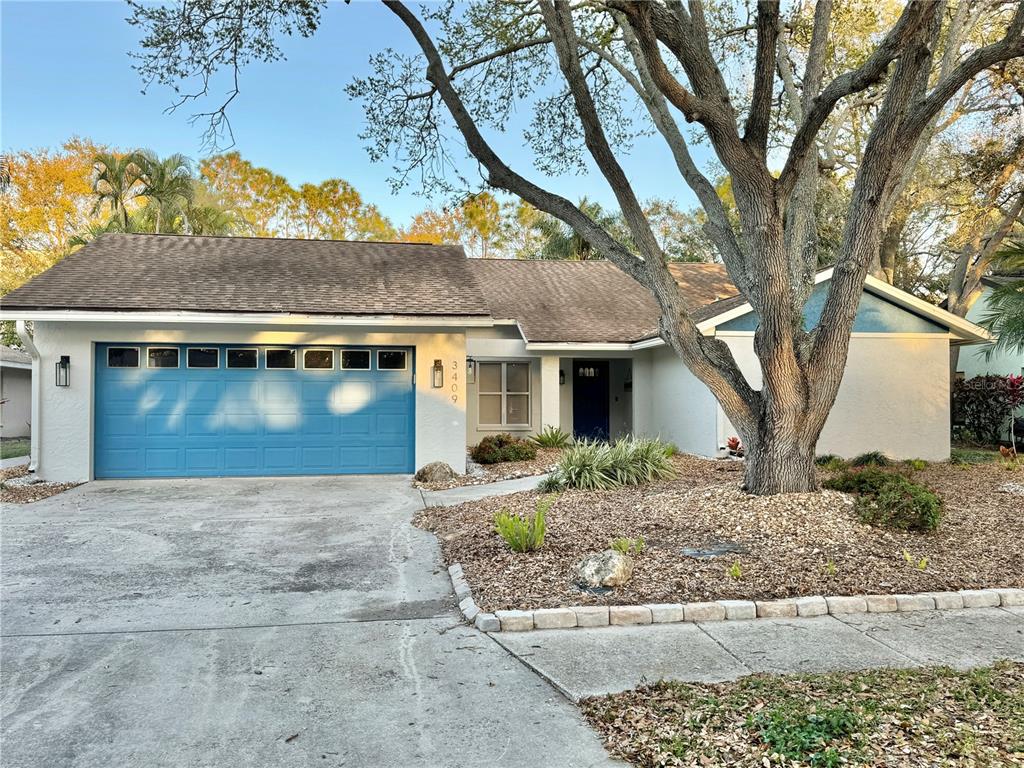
{"left": 572, "top": 360, "right": 610, "bottom": 440}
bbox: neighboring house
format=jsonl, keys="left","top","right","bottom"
{"left": 0, "top": 344, "right": 32, "bottom": 439}
{"left": 956, "top": 275, "right": 1024, "bottom": 380}
{"left": 0, "top": 233, "right": 990, "bottom": 482}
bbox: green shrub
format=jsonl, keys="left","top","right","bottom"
{"left": 824, "top": 468, "right": 943, "bottom": 532}
{"left": 815, "top": 454, "right": 847, "bottom": 472}
{"left": 531, "top": 425, "right": 572, "bottom": 449}
{"left": 470, "top": 433, "right": 537, "bottom": 464}
{"left": 557, "top": 437, "right": 675, "bottom": 490}
{"left": 950, "top": 448, "right": 999, "bottom": 465}
{"left": 904, "top": 458, "right": 928, "bottom": 471}
{"left": 610, "top": 536, "right": 644, "bottom": 555}
{"left": 493, "top": 495, "right": 554, "bottom": 553}
{"left": 850, "top": 451, "right": 891, "bottom": 467}
{"left": 536, "top": 473, "right": 565, "bottom": 492}
{"left": 662, "top": 441, "right": 679, "bottom": 457}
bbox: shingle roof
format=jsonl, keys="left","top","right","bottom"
{"left": 0, "top": 345, "right": 32, "bottom": 365}
{"left": 1, "top": 234, "right": 491, "bottom": 317}
{"left": 468, "top": 259, "right": 741, "bottom": 343}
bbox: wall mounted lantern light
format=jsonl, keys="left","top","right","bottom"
{"left": 466, "top": 358, "right": 476, "bottom": 384}
{"left": 432, "top": 359, "right": 444, "bottom": 388}
{"left": 55, "top": 355, "right": 70, "bottom": 387}
{"left": 559, "top": 369, "right": 565, "bottom": 385}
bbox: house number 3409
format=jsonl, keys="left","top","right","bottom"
{"left": 450, "top": 359, "right": 459, "bottom": 403}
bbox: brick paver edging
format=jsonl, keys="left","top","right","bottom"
{"left": 446, "top": 565, "right": 1024, "bottom": 633}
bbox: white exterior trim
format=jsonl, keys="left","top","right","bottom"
{"left": 714, "top": 331, "right": 958, "bottom": 340}
{"left": 0, "top": 360, "right": 33, "bottom": 370}
{"left": 15, "top": 321, "right": 40, "bottom": 472}
{"left": 3, "top": 310, "right": 495, "bottom": 327}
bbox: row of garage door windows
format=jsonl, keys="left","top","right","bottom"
{"left": 105, "top": 346, "right": 408, "bottom": 372}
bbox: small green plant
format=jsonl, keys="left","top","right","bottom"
{"left": 610, "top": 536, "right": 645, "bottom": 556}
{"left": 904, "top": 458, "right": 928, "bottom": 471}
{"left": 536, "top": 473, "right": 565, "bottom": 492}
{"left": 825, "top": 468, "right": 943, "bottom": 532}
{"left": 727, "top": 560, "right": 742, "bottom": 580}
{"left": 850, "top": 451, "right": 891, "bottom": 467}
{"left": 902, "top": 549, "right": 928, "bottom": 570}
{"left": 471, "top": 433, "right": 537, "bottom": 464}
{"left": 531, "top": 424, "right": 572, "bottom": 449}
{"left": 814, "top": 453, "right": 849, "bottom": 471}
{"left": 824, "top": 559, "right": 838, "bottom": 576}
{"left": 748, "top": 703, "right": 862, "bottom": 768}
{"left": 662, "top": 441, "right": 679, "bottom": 457}
{"left": 493, "top": 494, "right": 555, "bottom": 553}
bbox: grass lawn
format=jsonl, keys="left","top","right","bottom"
{"left": 582, "top": 662, "right": 1024, "bottom": 767}
{"left": 0, "top": 438, "right": 30, "bottom": 460}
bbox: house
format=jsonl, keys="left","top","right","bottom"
{"left": 956, "top": 275, "right": 1024, "bottom": 380}
{"left": 0, "top": 233, "right": 990, "bottom": 481}
{"left": 0, "top": 345, "right": 32, "bottom": 439}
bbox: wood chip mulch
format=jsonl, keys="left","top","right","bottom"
{"left": 581, "top": 661, "right": 1024, "bottom": 767}
{"left": 0, "top": 465, "right": 81, "bottom": 505}
{"left": 413, "top": 448, "right": 564, "bottom": 490}
{"left": 415, "top": 455, "right": 1024, "bottom": 612}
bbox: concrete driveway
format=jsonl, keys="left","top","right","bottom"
{"left": 1, "top": 477, "right": 617, "bottom": 768}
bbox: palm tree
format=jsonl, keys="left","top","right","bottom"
{"left": 532, "top": 197, "right": 621, "bottom": 260}
{"left": 980, "top": 241, "right": 1024, "bottom": 356}
{"left": 137, "top": 151, "right": 194, "bottom": 234}
{"left": 91, "top": 152, "right": 145, "bottom": 229}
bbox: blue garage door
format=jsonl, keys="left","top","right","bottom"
{"left": 94, "top": 344, "right": 415, "bottom": 478}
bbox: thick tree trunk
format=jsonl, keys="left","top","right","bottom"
{"left": 743, "top": 430, "right": 818, "bottom": 494}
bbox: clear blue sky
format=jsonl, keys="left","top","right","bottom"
{"left": 1, "top": 0, "right": 705, "bottom": 224}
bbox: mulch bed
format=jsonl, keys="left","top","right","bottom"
{"left": 415, "top": 454, "right": 1024, "bottom": 612}
{"left": 0, "top": 465, "right": 81, "bottom": 504}
{"left": 581, "top": 661, "right": 1024, "bottom": 767}
{"left": 414, "top": 447, "right": 564, "bottom": 490}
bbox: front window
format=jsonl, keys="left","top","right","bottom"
{"left": 478, "top": 361, "right": 530, "bottom": 426}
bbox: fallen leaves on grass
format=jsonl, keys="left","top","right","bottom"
{"left": 581, "top": 662, "right": 1024, "bottom": 767}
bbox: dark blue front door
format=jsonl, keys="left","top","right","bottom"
{"left": 572, "top": 360, "right": 609, "bottom": 440}
{"left": 94, "top": 343, "right": 414, "bottom": 478}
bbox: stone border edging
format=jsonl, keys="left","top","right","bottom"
{"left": 445, "top": 564, "right": 1024, "bottom": 633}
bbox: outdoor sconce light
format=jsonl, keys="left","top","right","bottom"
{"left": 559, "top": 369, "right": 565, "bottom": 385}
{"left": 432, "top": 359, "right": 444, "bottom": 388}
{"left": 466, "top": 358, "right": 476, "bottom": 384}
{"left": 55, "top": 355, "right": 70, "bottom": 387}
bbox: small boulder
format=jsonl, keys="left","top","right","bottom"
{"left": 571, "top": 550, "right": 634, "bottom": 588}
{"left": 415, "top": 462, "right": 457, "bottom": 483}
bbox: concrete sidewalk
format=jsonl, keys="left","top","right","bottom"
{"left": 492, "top": 606, "right": 1024, "bottom": 700}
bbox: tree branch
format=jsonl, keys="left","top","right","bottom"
{"left": 743, "top": 2, "right": 780, "bottom": 157}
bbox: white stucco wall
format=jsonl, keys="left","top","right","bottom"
{"left": 0, "top": 365, "right": 32, "bottom": 438}
{"left": 716, "top": 333, "right": 952, "bottom": 461}
{"left": 643, "top": 345, "right": 719, "bottom": 455}
{"left": 30, "top": 321, "right": 467, "bottom": 481}
{"left": 958, "top": 286, "right": 1024, "bottom": 379}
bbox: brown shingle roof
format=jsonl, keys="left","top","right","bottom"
{"left": 1, "top": 233, "right": 491, "bottom": 317}
{"left": 468, "top": 259, "right": 742, "bottom": 343}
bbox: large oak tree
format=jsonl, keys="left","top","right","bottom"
{"left": 129, "top": 0, "right": 1024, "bottom": 494}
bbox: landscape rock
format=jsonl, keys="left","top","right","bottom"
{"left": 414, "top": 461, "right": 457, "bottom": 483}
{"left": 571, "top": 550, "right": 634, "bottom": 588}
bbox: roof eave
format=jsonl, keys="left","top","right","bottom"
{"left": 1, "top": 308, "right": 496, "bottom": 327}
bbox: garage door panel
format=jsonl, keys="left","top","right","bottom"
{"left": 95, "top": 344, "right": 414, "bottom": 477}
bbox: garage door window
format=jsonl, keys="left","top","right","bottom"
{"left": 107, "top": 347, "right": 139, "bottom": 368}
{"left": 378, "top": 350, "right": 407, "bottom": 370}
{"left": 187, "top": 348, "right": 219, "bottom": 368}
{"left": 227, "top": 348, "right": 258, "bottom": 368}
{"left": 266, "top": 349, "right": 296, "bottom": 369}
{"left": 303, "top": 349, "right": 334, "bottom": 370}
{"left": 342, "top": 349, "right": 370, "bottom": 370}
{"left": 147, "top": 348, "right": 179, "bottom": 368}
{"left": 478, "top": 361, "right": 531, "bottom": 426}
